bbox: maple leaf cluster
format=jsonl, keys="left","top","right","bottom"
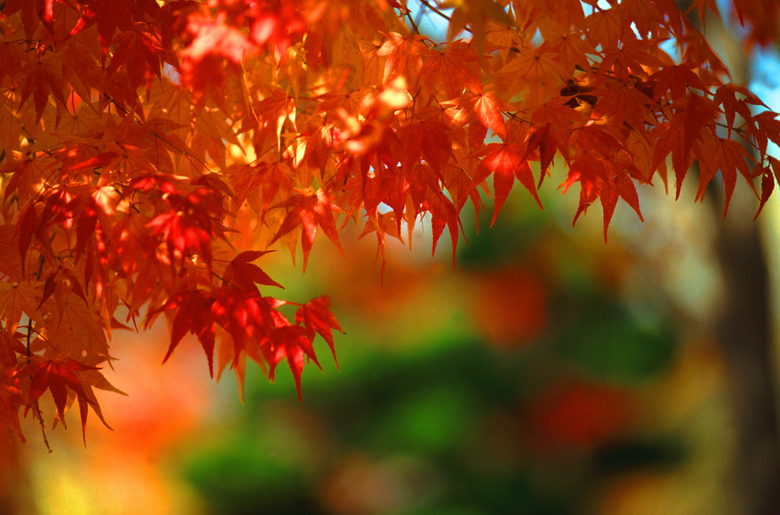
{"left": 0, "top": 0, "right": 779, "bottom": 444}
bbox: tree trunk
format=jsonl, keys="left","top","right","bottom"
{"left": 715, "top": 204, "right": 780, "bottom": 515}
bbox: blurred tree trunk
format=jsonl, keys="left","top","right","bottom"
{"left": 670, "top": 6, "right": 780, "bottom": 510}
{"left": 705, "top": 14, "right": 780, "bottom": 513}
{"left": 714, "top": 208, "right": 780, "bottom": 515}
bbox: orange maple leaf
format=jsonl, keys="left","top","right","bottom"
{"left": 473, "top": 143, "right": 542, "bottom": 226}
{"left": 269, "top": 189, "right": 343, "bottom": 271}
{"left": 15, "top": 356, "right": 124, "bottom": 443}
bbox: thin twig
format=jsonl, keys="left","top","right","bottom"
{"left": 25, "top": 319, "right": 52, "bottom": 452}
{"left": 405, "top": 9, "right": 421, "bottom": 35}
{"left": 417, "top": 0, "right": 474, "bottom": 34}
{"left": 33, "top": 402, "right": 52, "bottom": 453}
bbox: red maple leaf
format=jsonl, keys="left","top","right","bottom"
{"left": 269, "top": 188, "right": 343, "bottom": 271}
{"left": 295, "top": 297, "right": 342, "bottom": 368}
{"left": 107, "top": 27, "right": 164, "bottom": 91}
{"left": 14, "top": 356, "right": 123, "bottom": 442}
{"left": 420, "top": 41, "right": 482, "bottom": 99}
{"left": 180, "top": 14, "right": 254, "bottom": 91}
{"left": 459, "top": 89, "right": 513, "bottom": 142}
{"left": 473, "top": 143, "right": 542, "bottom": 226}
{"left": 695, "top": 134, "right": 755, "bottom": 215}
{"left": 260, "top": 319, "right": 321, "bottom": 402}
{"left": 146, "top": 186, "right": 225, "bottom": 269}
{"left": 157, "top": 288, "right": 217, "bottom": 376}
{"left": 223, "top": 251, "right": 284, "bottom": 291}
{"left": 248, "top": 0, "right": 309, "bottom": 61}
{"left": 70, "top": 0, "right": 159, "bottom": 48}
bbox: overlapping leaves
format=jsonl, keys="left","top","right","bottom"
{"left": 1, "top": 0, "right": 780, "bottom": 444}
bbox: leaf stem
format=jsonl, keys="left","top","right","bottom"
{"left": 416, "top": 0, "right": 474, "bottom": 35}
{"left": 405, "top": 9, "right": 421, "bottom": 35}
{"left": 33, "top": 401, "right": 52, "bottom": 453}
{"left": 25, "top": 320, "right": 52, "bottom": 451}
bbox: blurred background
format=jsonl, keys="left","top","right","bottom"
{"left": 4, "top": 6, "right": 780, "bottom": 515}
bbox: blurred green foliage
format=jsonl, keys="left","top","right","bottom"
{"left": 178, "top": 202, "right": 686, "bottom": 515}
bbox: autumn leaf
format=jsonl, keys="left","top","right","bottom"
{"left": 398, "top": 115, "right": 452, "bottom": 172}
{"left": 695, "top": 134, "right": 754, "bottom": 215}
{"left": 590, "top": 82, "right": 652, "bottom": 128}
{"left": 223, "top": 251, "right": 284, "bottom": 291}
{"left": 561, "top": 153, "right": 644, "bottom": 239}
{"left": 473, "top": 143, "right": 542, "bottom": 226}
{"left": 419, "top": 41, "right": 482, "bottom": 99}
{"left": 180, "top": 14, "right": 254, "bottom": 91}
{"left": 651, "top": 64, "right": 705, "bottom": 103}
{"left": 1, "top": 0, "right": 779, "bottom": 446}
{"left": 0, "top": 381, "right": 25, "bottom": 442}
{"left": 69, "top": 0, "right": 154, "bottom": 47}
{"left": 497, "top": 46, "right": 568, "bottom": 99}
{"left": 14, "top": 356, "right": 124, "bottom": 443}
{"left": 107, "top": 27, "right": 164, "bottom": 91}
{"left": 19, "top": 58, "right": 66, "bottom": 123}
{"left": 755, "top": 164, "right": 774, "bottom": 219}
{"left": 260, "top": 322, "right": 321, "bottom": 402}
{"left": 269, "top": 189, "right": 344, "bottom": 271}
{"left": 156, "top": 288, "right": 217, "bottom": 376}
{"left": 295, "top": 297, "right": 343, "bottom": 368}
{"left": 523, "top": 124, "right": 558, "bottom": 180}
{"left": 0, "top": 281, "right": 42, "bottom": 332}
{"left": 248, "top": 0, "right": 309, "bottom": 60}
{"left": 447, "top": 0, "right": 514, "bottom": 55}
{"left": 376, "top": 32, "right": 430, "bottom": 83}
{"left": 146, "top": 186, "right": 225, "bottom": 269}
{"left": 457, "top": 89, "right": 513, "bottom": 142}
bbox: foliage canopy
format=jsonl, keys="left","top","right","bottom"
{"left": 0, "top": 0, "right": 778, "bottom": 445}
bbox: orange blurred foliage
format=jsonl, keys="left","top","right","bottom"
{"left": 529, "top": 381, "right": 635, "bottom": 450}
{"left": 467, "top": 266, "right": 548, "bottom": 348}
